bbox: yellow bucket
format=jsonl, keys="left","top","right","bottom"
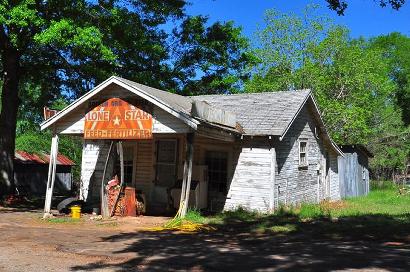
{"left": 70, "top": 205, "right": 81, "bottom": 219}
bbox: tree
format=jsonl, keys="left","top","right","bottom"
{"left": 370, "top": 32, "right": 410, "bottom": 126}
{"left": 0, "top": 1, "right": 250, "bottom": 197}
{"left": 246, "top": 6, "right": 395, "bottom": 144}
{"left": 326, "top": 0, "right": 406, "bottom": 15}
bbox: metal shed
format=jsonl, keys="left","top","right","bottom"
{"left": 338, "top": 145, "right": 373, "bottom": 198}
{"left": 14, "top": 150, "right": 75, "bottom": 195}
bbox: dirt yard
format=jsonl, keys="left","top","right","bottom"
{"left": 1, "top": 207, "right": 410, "bottom": 271}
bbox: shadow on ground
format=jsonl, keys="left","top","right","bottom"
{"left": 71, "top": 212, "right": 410, "bottom": 271}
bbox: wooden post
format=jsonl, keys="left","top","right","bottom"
{"left": 110, "top": 141, "right": 124, "bottom": 217}
{"left": 269, "top": 147, "right": 276, "bottom": 211}
{"left": 180, "top": 133, "right": 194, "bottom": 218}
{"left": 101, "top": 141, "right": 114, "bottom": 217}
{"left": 43, "top": 133, "right": 59, "bottom": 217}
{"left": 179, "top": 154, "right": 188, "bottom": 213}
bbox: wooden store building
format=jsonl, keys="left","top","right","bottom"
{"left": 40, "top": 76, "right": 344, "bottom": 216}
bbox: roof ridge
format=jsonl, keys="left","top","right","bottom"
{"left": 192, "top": 89, "right": 312, "bottom": 98}
{"left": 114, "top": 76, "right": 191, "bottom": 100}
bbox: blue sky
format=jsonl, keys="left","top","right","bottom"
{"left": 185, "top": 0, "right": 410, "bottom": 38}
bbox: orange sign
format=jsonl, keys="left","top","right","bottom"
{"left": 84, "top": 98, "right": 153, "bottom": 139}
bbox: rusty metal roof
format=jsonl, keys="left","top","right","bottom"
{"left": 14, "top": 150, "right": 75, "bottom": 166}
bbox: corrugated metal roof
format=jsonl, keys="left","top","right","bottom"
{"left": 14, "top": 150, "right": 75, "bottom": 166}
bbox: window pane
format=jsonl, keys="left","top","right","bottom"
{"left": 300, "top": 142, "right": 307, "bottom": 153}
{"left": 300, "top": 153, "right": 306, "bottom": 165}
{"left": 157, "top": 141, "right": 176, "bottom": 163}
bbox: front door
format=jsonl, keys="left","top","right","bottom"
{"left": 206, "top": 151, "right": 228, "bottom": 211}
{"left": 152, "top": 139, "right": 178, "bottom": 205}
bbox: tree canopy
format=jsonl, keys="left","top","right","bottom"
{"left": 245, "top": 5, "right": 409, "bottom": 176}
{"left": 0, "top": 0, "right": 250, "bottom": 196}
{"left": 326, "top": 0, "right": 406, "bottom": 15}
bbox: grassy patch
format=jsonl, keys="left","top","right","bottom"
{"left": 42, "top": 217, "right": 83, "bottom": 224}
{"left": 205, "top": 186, "right": 410, "bottom": 236}
{"left": 161, "top": 186, "right": 410, "bottom": 237}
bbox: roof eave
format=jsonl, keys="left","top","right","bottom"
{"left": 40, "top": 76, "right": 199, "bottom": 131}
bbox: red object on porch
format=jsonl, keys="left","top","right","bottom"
{"left": 124, "top": 187, "right": 136, "bottom": 217}
{"left": 107, "top": 186, "right": 136, "bottom": 217}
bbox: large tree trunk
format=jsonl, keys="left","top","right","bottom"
{"left": 0, "top": 48, "right": 20, "bottom": 197}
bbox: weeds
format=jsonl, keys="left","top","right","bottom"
{"left": 162, "top": 186, "right": 410, "bottom": 235}
{"left": 43, "top": 217, "right": 83, "bottom": 224}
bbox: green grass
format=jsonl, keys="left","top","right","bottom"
{"left": 164, "top": 183, "right": 410, "bottom": 237}
{"left": 203, "top": 183, "right": 410, "bottom": 235}
{"left": 164, "top": 209, "right": 206, "bottom": 228}
{"left": 42, "top": 217, "right": 83, "bottom": 224}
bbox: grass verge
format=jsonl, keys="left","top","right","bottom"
{"left": 169, "top": 184, "right": 410, "bottom": 236}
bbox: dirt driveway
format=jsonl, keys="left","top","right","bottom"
{"left": 1, "top": 208, "right": 410, "bottom": 271}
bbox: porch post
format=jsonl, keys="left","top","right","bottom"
{"left": 43, "top": 133, "right": 59, "bottom": 217}
{"left": 180, "top": 133, "right": 194, "bottom": 217}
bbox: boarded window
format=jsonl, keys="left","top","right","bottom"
{"left": 206, "top": 151, "right": 228, "bottom": 194}
{"left": 299, "top": 139, "right": 308, "bottom": 167}
{"left": 155, "top": 140, "right": 177, "bottom": 187}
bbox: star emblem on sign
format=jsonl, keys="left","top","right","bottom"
{"left": 113, "top": 116, "right": 121, "bottom": 126}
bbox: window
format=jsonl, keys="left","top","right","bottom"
{"left": 299, "top": 139, "right": 308, "bottom": 167}
{"left": 123, "top": 148, "right": 134, "bottom": 184}
{"left": 155, "top": 140, "right": 177, "bottom": 187}
{"left": 206, "top": 151, "right": 228, "bottom": 194}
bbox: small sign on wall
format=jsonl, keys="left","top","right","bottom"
{"left": 84, "top": 97, "right": 153, "bottom": 140}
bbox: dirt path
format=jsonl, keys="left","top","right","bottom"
{"left": 1, "top": 208, "right": 410, "bottom": 271}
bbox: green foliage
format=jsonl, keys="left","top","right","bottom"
{"left": 1, "top": 0, "right": 250, "bottom": 134}
{"left": 326, "top": 0, "right": 406, "bottom": 15}
{"left": 164, "top": 209, "right": 206, "bottom": 228}
{"left": 370, "top": 32, "right": 410, "bottom": 125}
{"left": 246, "top": 6, "right": 395, "bottom": 145}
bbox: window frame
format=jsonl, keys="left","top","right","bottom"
{"left": 298, "top": 138, "right": 309, "bottom": 168}
{"left": 154, "top": 139, "right": 178, "bottom": 187}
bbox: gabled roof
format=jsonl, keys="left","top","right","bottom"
{"left": 194, "top": 91, "right": 343, "bottom": 156}
{"left": 193, "top": 90, "right": 311, "bottom": 136}
{"left": 40, "top": 76, "right": 198, "bottom": 131}
{"left": 15, "top": 151, "right": 75, "bottom": 166}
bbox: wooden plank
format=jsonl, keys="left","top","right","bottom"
{"left": 180, "top": 133, "right": 194, "bottom": 217}
{"left": 270, "top": 147, "right": 276, "bottom": 211}
{"left": 43, "top": 134, "right": 59, "bottom": 217}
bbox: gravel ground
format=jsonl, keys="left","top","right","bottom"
{"left": 1, "top": 207, "right": 410, "bottom": 271}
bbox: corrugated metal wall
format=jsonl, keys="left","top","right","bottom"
{"left": 338, "top": 152, "right": 369, "bottom": 198}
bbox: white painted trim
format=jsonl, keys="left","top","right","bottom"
{"left": 40, "top": 76, "right": 199, "bottom": 131}
{"left": 279, "top": 91, "right": 311, "bottom": 141}
{"left": 43, "top": 134, "right": 59, "bottom": 216}
{"left": 298, "top": 138, "right": 309, "bottom": 167}
{"left": 269, "top": 147, "right": 276, "bottom": 211}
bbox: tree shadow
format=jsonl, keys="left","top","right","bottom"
{"left": 71, "top": 212, "right": 410, "bottom": 271}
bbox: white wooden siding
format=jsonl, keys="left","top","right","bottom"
{"left": 224, "top": 147, "right": 273, "bottom": 212}
{"left": 80, "top": 140, "right": 111, "bottom": 203}
{"left": 329, "top": 153, "right": 341, "bottom": 200}
{"left": 54, "top": 85, "right": 190, "bottom": 135}
{"left": 275, "top": 104, "right": 340, "bottom": 206}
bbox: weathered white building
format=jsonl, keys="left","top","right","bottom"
{"left": 40, "top": 76, "right": 343, "bottom": 215}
